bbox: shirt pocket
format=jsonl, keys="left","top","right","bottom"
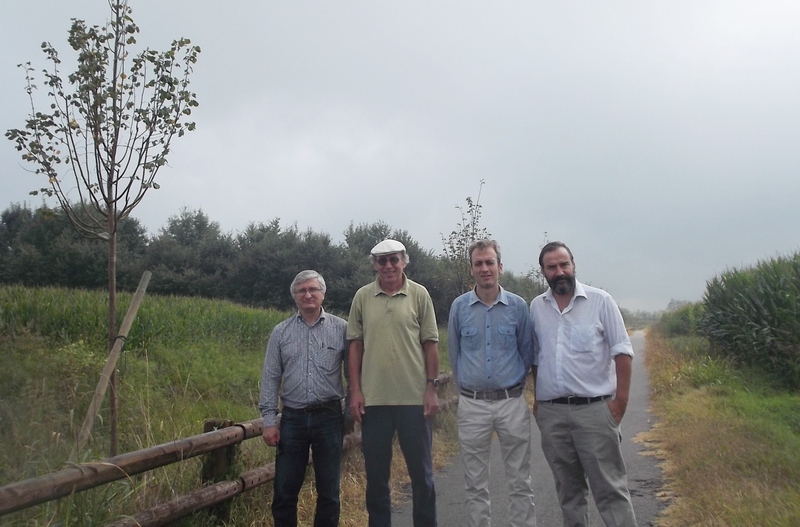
{"left": 498, "top": 325, "right": 516, "bottom": 349}
{"left": 570, "top": 324, "right": 599, "bottom": 353}
{"left": 313, "top": 344, "right": 343, "bottom": 374}
{"left": 460, "top": 326, "right": 479, "bottom": 352}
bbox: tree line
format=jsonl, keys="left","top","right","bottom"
{"left": 0, "top": 203, "right": 548, "bottom": 323}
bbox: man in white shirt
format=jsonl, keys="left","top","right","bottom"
{"left": 529, "top": 242, "right": 636, "bottom": 527}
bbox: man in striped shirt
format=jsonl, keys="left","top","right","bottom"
{"left": 259, "top": 270, "right": 349, "bottom": 527}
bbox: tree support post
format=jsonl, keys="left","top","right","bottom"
{"left": 74, "top": 270, "right": 152, "bottom": 457}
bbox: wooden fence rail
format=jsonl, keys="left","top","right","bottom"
{"left": 0, "top": 417, "right": 263, "bottom": 516}
{"left": 0, "top": 374, "right": 454, "bottom": 525}
{"left": 105, "top": 433, "right": 366, "bottom": 527}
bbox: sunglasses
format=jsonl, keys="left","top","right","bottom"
{"left": 376, "top": 255, "right": 401, "bottom": 266}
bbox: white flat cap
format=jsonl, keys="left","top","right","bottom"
{"left": 371, "top": 239, "right": 406, "bottom": 256}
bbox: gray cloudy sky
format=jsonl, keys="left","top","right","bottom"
{"left": 2, "top": 1, "right": 799, "bottom": 312}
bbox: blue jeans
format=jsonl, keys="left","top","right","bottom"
{"left": 272, "top": 405, "right": 344, "bottom": 527}
{"left": 361, "top": 405, "right": 437, "bottom": 527}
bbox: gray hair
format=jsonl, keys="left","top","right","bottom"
{"left": 290, "top": 270, "right": 326, "bottom": 295}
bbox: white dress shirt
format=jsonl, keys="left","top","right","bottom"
{"left": 530, "top": 280, "right": 633, "bottom": 401}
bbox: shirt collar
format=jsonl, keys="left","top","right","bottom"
{"left": 295, "top": 307, "right": 326, "bottom": 326}
{"left": 468, "top": 285, "right": 509, "bottom": 307}
{"left": 371, "top": 273, "right": 410, "bottom": 296}
{"left": 544, "top": 279, "right": 587, "bottom": 307}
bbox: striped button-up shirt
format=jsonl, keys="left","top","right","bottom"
{"left": 258, "top": 309, "right": 348, "bottom": 427}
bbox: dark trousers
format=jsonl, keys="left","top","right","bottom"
{"left": 361, "top": 405, "right": 437, "bottom": 527}
{"left": 272, "top": 406, "right": 343, "bottom": 527}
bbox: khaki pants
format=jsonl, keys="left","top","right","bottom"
{"left": 457, "top": 395, "right": 537, "bottom": 527}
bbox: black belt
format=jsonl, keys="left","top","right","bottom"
{"left": 460, "top": 384, "right": 523, "bottom": 401}
{"left": 283, "top": 399, "right": 342, "bottom": 414}
{"left": 540, "top": 394, "right": 611, "bottom": 405}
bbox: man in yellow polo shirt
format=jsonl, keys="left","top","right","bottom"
{"left": 348, "top": 239, "right": 441, "bottom": 527}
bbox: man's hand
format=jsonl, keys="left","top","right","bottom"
{"left": 608, "top": 397, "right": 628, "bottom": 424}
{"left": 350, "top": 391, "right": 366, "bottom": 424}
{"left": 532, "top": 400, "right": 539, "bottom": 418}
{"left": 423, "top": 387, "right": 439, "bottom": 419}
{"left": 262, "top": 425, "right": 279, "bottom": 447}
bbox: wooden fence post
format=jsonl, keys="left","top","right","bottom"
{"left": 201, "top": 419, "right": 237, "bottom": 523}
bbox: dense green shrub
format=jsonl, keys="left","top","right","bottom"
{"left": 701, "top": 253, "right": 800, "bottom": 389}
{"left": 655, "top": 302, "right": 705, "bottom": 337}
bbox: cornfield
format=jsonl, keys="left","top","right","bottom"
{"left": 701, "top": 252, "right": 800, "bottom": 388}
{"left": 0, "top": 285, "right": 287, "bottom": 350}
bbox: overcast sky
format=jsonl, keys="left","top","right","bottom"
{"left": 2, "top": 1, "right": 799, "bottom": 312}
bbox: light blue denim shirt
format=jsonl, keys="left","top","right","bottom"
{"left": 448, "top": 286, "right": 534, "bottom": 392}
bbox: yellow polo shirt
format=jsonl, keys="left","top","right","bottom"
{"left": 347, "top": 275, "right": 439, "bottom": 406}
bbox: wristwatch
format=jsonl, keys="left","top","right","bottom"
{"left": 427, "top": 378, "right": 440, "bottom": 387}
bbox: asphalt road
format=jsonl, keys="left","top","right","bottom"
{"left": 393, "top": 330, "right": 664, "bottom": 526}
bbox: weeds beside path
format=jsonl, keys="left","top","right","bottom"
{"left": 640, "top": 330, "right": 800, "bottom": 526}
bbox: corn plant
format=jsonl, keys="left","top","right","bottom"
{"left": 701, "top": 252, "right": 800, "bottom": 388}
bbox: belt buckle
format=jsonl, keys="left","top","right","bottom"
{"left": 479, "top": 390, "right": 491, "bottom": 400}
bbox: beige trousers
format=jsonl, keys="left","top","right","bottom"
{"left": 457, "top": 395, "right": 537, "bottom": 527}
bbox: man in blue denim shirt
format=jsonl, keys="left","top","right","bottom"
{"left": 448, "top": 239, "right": 537, "bottom": 527}
{"left": 259, "top": 270, "right": 349, "bottom": 527}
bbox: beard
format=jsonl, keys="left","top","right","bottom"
{"left": 548, "top": 274, "right": 576, "bottom": 296}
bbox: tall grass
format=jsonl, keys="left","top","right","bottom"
{"left": 0, "top": 285, "right": 459, "bottom": 526}
{"left": 701, "top": 252, "right": 800, "bottom": 388}
{"left": 0, "top": 285, "right": 288, "bottom": 525}
{"left": 0, "top": 284, "right": 287, "bottom": 349}
{"left": 643, "top": 328, "right": 800, "bottom": 525}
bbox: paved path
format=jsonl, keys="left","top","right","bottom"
{"left": 393, "top": 330, "right": 664, "bottom": 526}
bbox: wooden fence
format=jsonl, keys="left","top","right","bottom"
{"left": 0, "top": 374, "right": 454, "bottom": 526}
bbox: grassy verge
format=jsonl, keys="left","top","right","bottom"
{"left": 640, "top": 330, "right": 800, "bottom": 526}
{"left": 0, "top": 285, "right": 460, "bottom": 526}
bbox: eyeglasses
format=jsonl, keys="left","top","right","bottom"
{"left": 295, "top": 287, "right": 323, "bottom": 296}
{"left": 376, "top": 255, "right": 401, "bottom": 266}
